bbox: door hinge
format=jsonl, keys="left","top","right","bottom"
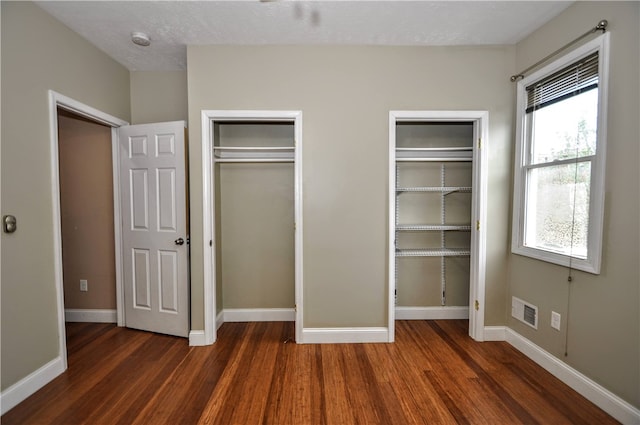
{"left": 294, "top": 304, "right": 298, "bottom": 312}
{"left": 478, "top": 138, "right": 482, "bottom": 149}
{"left": 475, "top": 300, "right": 480, "bottom": 311}
{"left": 209, "top": 240, "right": 213, "bottom": 247}
{"left": 476, "top": 220, "right": 480, "bottom": 231}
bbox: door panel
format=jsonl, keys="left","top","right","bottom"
{"left": 119, "top": 121, "right": 188, "bottom": 337}
{"left": 158, "top": 250, "right": 178, "bottom": 312}
{"left": 133, "top": 248, "right": 151, "bottom": 309}
{"left": 131, "top": 169, "right": 149, "bottom": 229}
{"left": 157, "top": 168, "right": 176, "bottom": 231}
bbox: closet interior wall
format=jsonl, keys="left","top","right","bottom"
{"left": 214, "top": 122, "right": 295, "bottom": 311}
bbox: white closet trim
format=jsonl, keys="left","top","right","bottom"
{"left": 388, "top": 110, "right": 488, "bottom": 342}
{"left": 201, "top": 110, "right": 303, "bottom": 345}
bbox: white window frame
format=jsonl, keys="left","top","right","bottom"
{"left": 512, "top": 33, "right": 609, "bottom": 274}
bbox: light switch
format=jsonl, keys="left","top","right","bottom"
{"left": 551, "top": 311, "right": 561, "bottom": 331}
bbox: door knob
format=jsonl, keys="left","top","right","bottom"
{"left": 175, "top": 237, "right": 185, "bottom": 245}
{"left": 3, "top": 215, "right": 17, "bottom": 233}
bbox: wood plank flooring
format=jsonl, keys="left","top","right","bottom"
{"left": 2, "top": 320, "right": 619, "bottom": 424}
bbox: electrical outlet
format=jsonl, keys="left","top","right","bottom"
{"left": 551, "top": 311, "right": 561, "bottom": 331}
{"left": 80, "top": 279, "right": 88, "bottom": 292}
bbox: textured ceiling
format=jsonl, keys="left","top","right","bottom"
{"left": 36, "top": 1, "right": 573, "bottom": 71}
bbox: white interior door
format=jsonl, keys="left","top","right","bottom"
{"left": 119, "top": 121, "right": 189, "bottom": 337}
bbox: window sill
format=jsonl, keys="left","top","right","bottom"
{"left": 511, "top": 245, "right": 600, "bottom": 275}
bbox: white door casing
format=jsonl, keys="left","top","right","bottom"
{"left": 201, "top": 110, "right": 303, "bottom": 345}
{"left": 50, "top": 91, "right": 129, "bottom": 376}
{"left": 388, "top": 111, "right": 488, "bottom": 342}
{"left": 119, "top": 121, "right": 189, "bottom": 337}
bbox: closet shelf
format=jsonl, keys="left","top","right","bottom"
{"left": 396, "top": 186, "right": 472, "bottom": 194}
{"left": 396, "top": 248, "right": 471, "bottom": 257}
{"left": 213, "top": 146, "right": 294, "bottom": 160}
{"left": 396, "top": 224, "right": 471, "bottom": 231}
{"left": 395, "top": 147, "right": 472, "bottom": 162}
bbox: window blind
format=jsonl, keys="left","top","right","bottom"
{"left": 526, "top": 52, "right": 599, "bottom": 113}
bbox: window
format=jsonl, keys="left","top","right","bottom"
{"left": 512, "top": 34, "right": 609, "bottom": 274}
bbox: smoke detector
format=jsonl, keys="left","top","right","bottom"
{"left": 131, "top": 32, "right": 151, "bottom": 47}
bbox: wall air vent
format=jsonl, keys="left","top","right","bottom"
{"left": 512, "top": 296, "right": 538, "bottom": 329}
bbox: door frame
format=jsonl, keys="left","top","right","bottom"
{"left": 49, "top": 91, "right": 129, "bottom": 369}
{"left": 201, "top": 110, "right": 303, "bottom": 345}
{"left": 388, "top": 110, "right": 488, "bottom": 342}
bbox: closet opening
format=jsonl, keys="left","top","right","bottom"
{"left": 389, "top": 111, "right": 487, "bottom": 342}
{"left": 202, "top": 111, "right": 303, "bottom": 344}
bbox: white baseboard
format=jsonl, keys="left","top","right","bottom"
{"left": 504, "top": 328, "right": 640, "bottom": 424}
{"left": 216, "top": 309, "right": 388, "bottom": 344}
{"left": 190, "top": 311, "right": 225, "bottom": 346}
{"left": 216, "top": 310, "right": 224, "bottom": 330}
{"left": 0, "top": 356, "right": 66, "bottom": 415}
{"left": 205, "top": 308, "right": 292, "bottom": 344}
{"left": 395, "top": 306, "right": 469, "bottom": 320}
{"left": 64, "top": 309, "right": 117, "bottom": 323}
{"left": 483, "top": 325, "right": 507, "bottom": 341}
{"left": 188, "top": 330, "right": 206, "bottom": 346}
{"left": 223, "top": 308, "right": 295, "bottom": 322}
{"left": 301, "top": 327, "right": 389, "bottom": 344}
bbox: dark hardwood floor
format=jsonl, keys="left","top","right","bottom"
{"left": 2, "top": 320, "right": 618, "bottom": 424}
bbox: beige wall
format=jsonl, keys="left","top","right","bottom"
{"left": 219, "top": 163, "right": 295, "bottom": 308}
{"left": 58, "top": 110, "right": 116, "bottom": 310}
{"left": 187, "top": 45, "right": 515, "bottom": 328}
{"left": 1, "top": 1, "right": 130, "bottom": 391}
{"left": 509, "top": 2, "right": 639, "bottom": 407}
{"left": 130, "top": 71, "right": 188, "bottom": 124}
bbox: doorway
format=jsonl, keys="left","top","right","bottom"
{"left": 388, "top": 111, "right": 488, "bottom": 342}
{"left": 57, "top": 108, "right": 118, "bottom": 323}
{"left": 201, "top": 111, "right": 303, "bottom": 344}
{"left": 49, "top": 91, "right": 129, "bottom": 370}
{"left": 51, "top": 92, "right": 194, "bottom": 372}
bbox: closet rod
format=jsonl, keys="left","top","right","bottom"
{"left": 396, "top": 157, "right": 472, "bottom": 162}
{"left": 396, "top": 147, "right": 472, "bottom": 152}
{"left": 510, "top": 19, "right": 607, "bottom": 82}
{"left": 215, "top": 158, "right": 294, "bottom": 163}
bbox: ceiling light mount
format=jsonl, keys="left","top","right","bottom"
{"left": 131, "top": 32, "right": 151, "bottom": 47}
